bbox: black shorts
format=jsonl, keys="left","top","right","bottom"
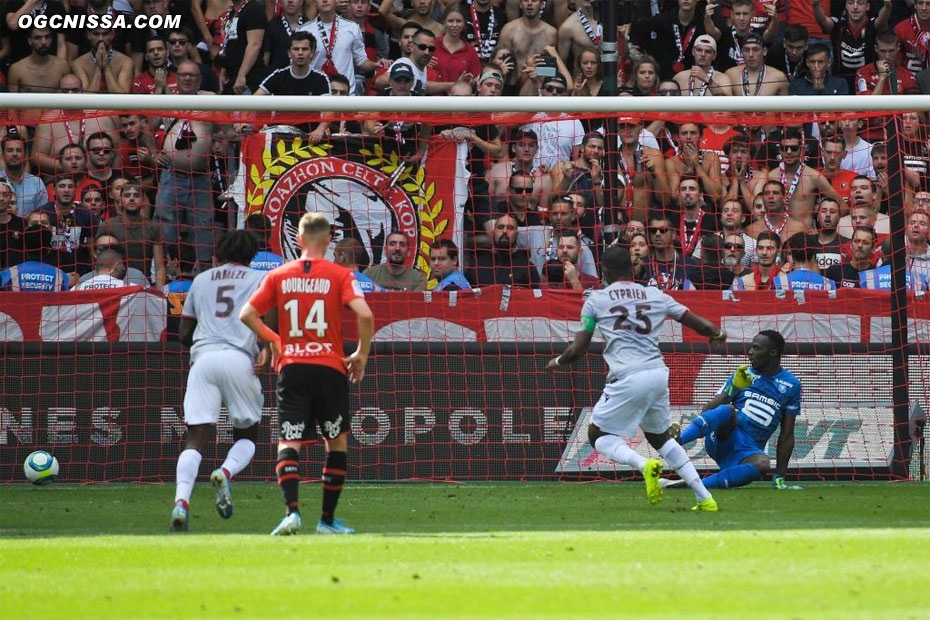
{"left": 276, "top": 364, "right": 350, "bottom": 442}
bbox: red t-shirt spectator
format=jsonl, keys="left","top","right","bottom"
{"left": 434, "top": 36, "right": 482, "bottom": 83}
{"left": 788, "top": 0, "right": 829, "bottom": 40}
{"left": 855, "top": 63, "right": 919, "bottom": 95}
{"left": 130, "top": 71, "right": 179, "bottom": 94}
{"left": 894, "top": 15, "right": 930, "bottom": 75}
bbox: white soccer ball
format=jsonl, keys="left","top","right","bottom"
{"left": 23, "top": 451, "right": 59, "bottom": 485}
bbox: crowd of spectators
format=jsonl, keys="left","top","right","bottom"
{"left": 1, "top": 0, "right": 930, "bottom": 298}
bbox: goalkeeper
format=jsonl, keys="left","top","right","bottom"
{"left": 664, "top": 330, "right": 803, "bottom": 490}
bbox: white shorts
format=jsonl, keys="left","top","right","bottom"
{"left": 183, "top": 349, "right": 263, "bottom": 428}
{"left": 591, "top": 367, "right": 671, "bottom": 439}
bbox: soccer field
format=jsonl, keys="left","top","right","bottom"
{"left": 2, "top": 483, "right": 929, "bottom": 620}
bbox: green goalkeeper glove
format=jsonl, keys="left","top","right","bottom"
{"left": 772, "top": 475, "right": 803, "bottom": 490}
{"left": 726, "top": 365, "right": 756, "bottom": 397}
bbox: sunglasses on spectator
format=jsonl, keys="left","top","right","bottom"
{"left": 779, "top": 143, "right": 801, "bottom": 152}
{"left": 168, "top": 38, "right": 188, "bottom": 46}
{"left": 724, "top": 243, "right": 745, "bottom": 249}
{"left": 416, "top": 44, "right": 436, "bottom": 52}
{"left": 543, "top": 85, "right": 566, "bottom": 94}
{"left": 509, "top": 186, "right": 534, "bottom": 194}
{"left": 649, "top": 227, "right": 671, "bottom": 234}
{"left": 658, "top": 89, "right": 678, "bottom": 96}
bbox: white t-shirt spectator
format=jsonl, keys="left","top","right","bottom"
{"left": 75, "top": 275, "right": 128, "bottom": 290}
{"left": 841, "top": 139, "right": 873, "bottom": 176}
{"left": 299, "top": 16, "right": 369, "bottom": 94}
{"left": 522, "top": 118, "right": 585, "bottom": 170}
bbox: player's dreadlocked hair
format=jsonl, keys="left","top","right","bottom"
{"left": 758, "top": 329, "right": 786, "bottom": 356}
{"left": 215, "top": 229, "right": 260, "bottom": 266}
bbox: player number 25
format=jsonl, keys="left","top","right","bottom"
{"left": 609, "top": 303, "right": 652, "bottom": 335}
{"left": 283, "top": 298, "right": 329, "bottom": 338}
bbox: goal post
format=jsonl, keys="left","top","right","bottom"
{"left": 0, "top": 94, "right": 927, "bottom": 483}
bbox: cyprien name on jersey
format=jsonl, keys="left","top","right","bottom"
{"left": 608, "top": 287, "right": 648, "bottom": 301}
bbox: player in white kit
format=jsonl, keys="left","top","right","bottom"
{"left": 170, "top": 231, "right": 269, "bottom": 531}
{"left": 547, "top": 245, "right": 726, "bottom": 511}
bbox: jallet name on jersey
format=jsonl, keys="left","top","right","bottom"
{"left": 608, "top": 287, "right": 648, "bottom": 301}
{"left": 210, "top": 269, "right": 249, "bottom": 281}
{"left": 281, "top": 277, "right": 332, "bottom": 295}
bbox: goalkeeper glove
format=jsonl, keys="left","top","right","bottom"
{"left": 772, "top": 475, "right": 803, "bottom": 490}
{"left": 726, "top": 365, "right": 756, "bottom": 397}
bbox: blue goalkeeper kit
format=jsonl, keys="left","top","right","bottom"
{"left": 708, "top": 368, "right": 803, "bottom": 468}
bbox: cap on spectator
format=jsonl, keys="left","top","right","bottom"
{"left": 743, "top": 32, "right": 765, "bottom": 47}
{"left": 617, "top": 116, "right": 640, "bottom": 124}
{"left": 478, "top": 70, "right": 504, "bottom": 85}
{"left": 694, "top": 34, "right": 717, "bottom": 52}
{"left": 390, "top": 62, "right": 415, "bottom": 82}
{"left": 0, "top": 177, "right": 14, "bottom": 193}
{"left": 543, "top": 73, "right": 567, "bottom": 88}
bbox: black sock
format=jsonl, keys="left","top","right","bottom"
{"left": 275, "top": 448, "right": 300, "bottom": 515}
{"left": 321, "top": 451, "right": 347, "bottom": 525}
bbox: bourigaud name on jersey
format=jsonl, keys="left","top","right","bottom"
{"left": 281, "top": 277, "right": 332, "bottom": 294}
{"left": 608, "top": 287, "right": 648, "bottom": 301}
{"left": 211, "top": 269, "right": 248, "bottom": 281}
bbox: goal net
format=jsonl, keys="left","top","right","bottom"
{"left": 0, "top": 96, "right": 927, "bottom": 482}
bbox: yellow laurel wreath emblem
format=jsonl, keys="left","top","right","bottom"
{"left": 360, "top": 144, "right": 450, "bottom": 285}
{"left": 245, "top": 137, "right": 332, "bottom": 216}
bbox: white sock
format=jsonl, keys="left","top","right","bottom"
{"left": 594, "top": 434, "right": 648, "bottom": 471}
{"left": 658, "top": 439, "right": 711, "bottom": 501}
{"left": 220, "top": 439, "right": 256, "bottom": 479}
{"left": 175, "top": 449, "right": 202, "bottom": 505}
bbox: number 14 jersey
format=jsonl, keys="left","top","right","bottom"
{"left": 248, "top": 258, "right": 364, "bottom": 373}
{"left": 580, "top": 281, "right": 688, "bottom": 381}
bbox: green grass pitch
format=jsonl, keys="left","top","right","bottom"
{"left": 2, "top": 482, "right": 929, "bottom": 619}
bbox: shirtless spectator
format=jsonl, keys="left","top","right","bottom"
{"left": 496, "top": 0, "right": 557, "bottom": 96}
{"left": 7, "top": 27, "right": 69, "bottom": 93}
{"left": 724, "top": 32, "right": 788, "bottom": 96}
{"left": 723, "top": 132, "right": 767, "bottom": 206}
{"left": 734, "top": 230, "right": 782, "bottom": 290}
{"left": 488, "top": 128, "right": 552, "bottom": 208}
{"left": 673, "top": 34, "right": 730, "bottom": 97}
{"left": 766, "top": 128, "right": 845, "bottom": 226}
{"left": 745, "top": 180, "right": 810, "bottom": 242}
{"left": 33, "top": 75, "right": 120, "bottom": 177}
{"left": 663, "top": 122, "right": 723, "bottom": 201}
{"left": 379, "top": 0, "right": 443, "bottom": 38}
{"left": 72, "top": 27, "right": 134, "bottom": 94}
{"left": 557, "top": 0, "right": 601, "bottom": 69}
